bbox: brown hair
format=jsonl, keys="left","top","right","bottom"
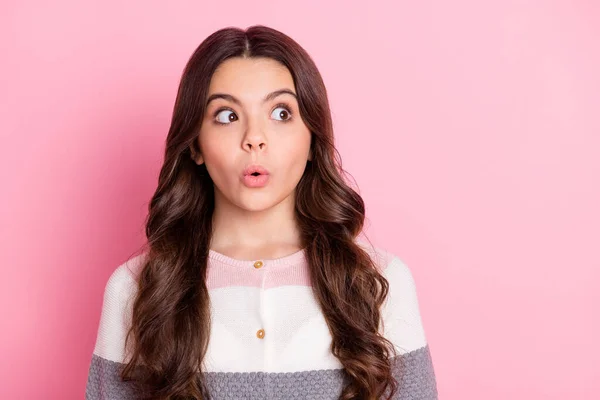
{"left": 121, "top": 25, "right": 399, "bottom": 399}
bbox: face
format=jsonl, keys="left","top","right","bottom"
{"left": 193, "top": 57, "right": 312, "bottom": 212}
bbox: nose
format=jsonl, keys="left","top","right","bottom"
{"left": 244, "top": 140, "right": 266, "bottom": 151}
{"left": 243, "top": 122, "right": 267, "bottom": 152}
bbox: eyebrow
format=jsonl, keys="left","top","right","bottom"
{"left": 205, "top": 88, "right": 297, "bottom": 107}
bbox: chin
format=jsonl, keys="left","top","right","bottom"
{"left": 237, "top": 200, "right": 278, "bottom": 213}
{"left": 235, "top": 191, "right": 291, "bottom": 213}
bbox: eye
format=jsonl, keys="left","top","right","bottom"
{"left": 215, "top": 109, "right": 238, "bottom": 125}
{"left": 271, "top": 105, "right": 292, "bottom": 122}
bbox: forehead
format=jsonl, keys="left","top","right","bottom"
{"left": 208, "top": 57, "right": 295, "bottom": 99}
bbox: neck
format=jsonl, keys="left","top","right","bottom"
{"left": 209, "top": 188, "right": 303, "bottom": 260}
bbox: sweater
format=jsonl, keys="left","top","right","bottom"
{"left": 85, "top": 242, "right": 438, "bottom": 399}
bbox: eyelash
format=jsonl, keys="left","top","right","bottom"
{"left": 212, "top": 102, "right": 294, "bottom": 126}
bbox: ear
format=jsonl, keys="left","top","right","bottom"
{"left": 189, "top": 145, "right": 204, "bottom": 165}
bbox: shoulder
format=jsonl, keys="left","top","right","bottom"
{"left": 101, "top": 252, "right": 146, "bottom": 306}
{"left": 356, "top": 239, "right": 429, "bottom": 355}
{"left": 355, "top": 239, "right": 412, "bottom": 280}
{"left": 92, "top": 252, "right": 147, "bottom": 363}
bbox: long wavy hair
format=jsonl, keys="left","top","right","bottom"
{"left": 121, "top": 25, "right": 399, "bottom": 400}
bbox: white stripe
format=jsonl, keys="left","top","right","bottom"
{"left": 381, "top": 256, "right": 429, "bottom": 354}
{"left": 92, "top": 261, "right": 138, "bottom": 363}
{"left": 92, "top": 251, "right": 429, "bottom": 373}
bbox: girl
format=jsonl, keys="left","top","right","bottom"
{"left": 86, "top": 25, "right": 438, "bottom": 400}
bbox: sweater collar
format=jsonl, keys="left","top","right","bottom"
{"left": 208, "top": 247, "right": 308, "bottom": 268}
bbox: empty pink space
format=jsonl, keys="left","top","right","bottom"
{"left": 1, "top": 1, "right": 599, "bottom": 399}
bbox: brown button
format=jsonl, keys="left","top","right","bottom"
{"left": 256, "top": 329, "right": 265, "bottom": 339}
{"left": 253, "top": 260, "right": 264, "bottom": 269}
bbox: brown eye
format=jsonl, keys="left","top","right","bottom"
{"left": 215, "top": 109, "right": 238, "bottom": 124}
{"left": 271, "top": 106, "right": 291, "bottom": 121}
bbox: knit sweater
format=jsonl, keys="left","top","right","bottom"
{"left": 85, "top": 242, "right": 438, "bottom": 399}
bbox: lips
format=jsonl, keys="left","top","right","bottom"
{"left": 241, "top": 164, "right": 270, "bottom": 188}
{"left": 242, "top": 164, "right": 270, "bottom": 177}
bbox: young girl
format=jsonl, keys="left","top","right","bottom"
{"left": 86, "top": 25, "right": 438, "bottom": 400}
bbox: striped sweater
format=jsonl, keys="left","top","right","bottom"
{"left": 85, "top": 242, "right": 438, "bottom": 399}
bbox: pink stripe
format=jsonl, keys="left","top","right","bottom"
{"left": 127, "top": 243, "right": 393, "bottom": 290}
{"left": 205, "top": 243, "right": 393, "bottom": 290}
{"left": 206, "top": 262, "right": 312, "bottom": 289}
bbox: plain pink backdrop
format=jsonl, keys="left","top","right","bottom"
{"left": 1, "top": 0, "right": 599, "bottom": 398}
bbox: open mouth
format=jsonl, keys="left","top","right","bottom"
{"left": 242, "top": 164, "right": 270, "bottom": 178}
{"left": 242, "top": 170, "right": 270, "bottom": 188}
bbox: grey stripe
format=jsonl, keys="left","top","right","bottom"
{"left": 389, "top": 345, "right": 438, "bottom": 400}
{"left": 86, "top": 345, "right": 437, "bottom": 399}
{"left": 85, "top": 355, "right": 137, "bottom": 399}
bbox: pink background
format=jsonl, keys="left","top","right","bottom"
{"left": 2, "top": 1, "right": 599, "bottom": 398}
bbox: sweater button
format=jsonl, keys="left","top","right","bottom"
{"left": 256, "top": 329, "right": 265, "bottom": 339}
{"left": 253, "top": 260, "right": 264, "bottom": 269}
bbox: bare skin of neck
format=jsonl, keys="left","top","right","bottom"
{"left": 209, "top": 187, "right": 304, "bottom": 261}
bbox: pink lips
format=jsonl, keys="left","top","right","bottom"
{"left": 241, "top": 164, "right": 270, "bottom": 188}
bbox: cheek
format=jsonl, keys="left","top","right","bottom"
{"left": 278, "top": 136, "right": 311, "bottom": 174}
{"left": 200, "top": 130, "right": 231, "bottom": 162}
{"left": 200, "top": 138, "right": 236, "bottom": 180}
{"left": 287, "top": 131, "right": 311, "bottom": 159}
